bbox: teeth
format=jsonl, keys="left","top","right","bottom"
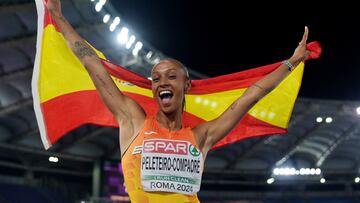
{"left": 159, "top": 90, "right": 172, "bottom": 96}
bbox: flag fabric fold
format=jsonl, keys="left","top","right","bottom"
{"left": 32, "top": 0, "right": 321, "bottom": 149}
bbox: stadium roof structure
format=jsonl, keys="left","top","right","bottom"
{"left": 0, "top": 0, "right": 360, "bottom": 198}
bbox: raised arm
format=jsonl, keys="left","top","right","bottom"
{"left": 46, "top": 0, "right": 145, "bottom": 124}
{"left": 193, "top": 26, "right": 310, "bottom": 155}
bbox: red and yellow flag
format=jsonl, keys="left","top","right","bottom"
{"left": 33, "top": 0, "right": 321, "bottom": 149}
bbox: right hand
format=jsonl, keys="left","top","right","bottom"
{"left": 290, "top": 26, "right": 310, "bottom": 63}
{"left": 47, "top": 0, "right": 62, "bottom": 15}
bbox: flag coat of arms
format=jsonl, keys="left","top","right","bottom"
{"left": 32, "top": 0, "right": 321, "bottom": 149}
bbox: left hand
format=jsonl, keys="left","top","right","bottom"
{"left": 291, "top": 26, "right": 310, "bottom": 62}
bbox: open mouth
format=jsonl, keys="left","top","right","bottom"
{"left": 159, "top": 90, "right": 174, "bottom": 106}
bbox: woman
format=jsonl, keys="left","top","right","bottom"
{"left": 47, "top": 0, "right": 310, "bottom": 202}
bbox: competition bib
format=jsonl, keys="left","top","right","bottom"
{"left": 140, "top": 138, "right": 203, "bottom": 195}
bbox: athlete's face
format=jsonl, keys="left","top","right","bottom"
{"left": 151, "top": 60, "right": 190, "bottom": 114}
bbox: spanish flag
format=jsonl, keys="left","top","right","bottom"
{"left": 33, "top": 0, "right": 321, "bottom": 149}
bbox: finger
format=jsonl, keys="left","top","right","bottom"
{"left": 300, "top": 26, "right": 308, "bottom": 45}
{"left": 303, "top": 26, "right": 308, "bottom": 42}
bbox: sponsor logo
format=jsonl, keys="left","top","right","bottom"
{"left": 189, "top": 144, "right": 201, "bottom": 157}
{"left": 143, "top": 139, "right": 188, "bottom": 155}
{"left": 132, "top": 145, "right": 143, "bottom": 155}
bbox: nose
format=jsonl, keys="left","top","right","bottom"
{"left": 159, "top": 77, "right": 170, "bottom": 87}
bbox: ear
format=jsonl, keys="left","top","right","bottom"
{"left": 184, "top": 80, "right": 191, "bottom": 93}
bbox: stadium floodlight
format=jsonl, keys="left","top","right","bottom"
{"left": 134, "top": 41, "right": 143, "bottom": 50}
{"left": 117, "top": 27, "right": 129, "bottom": 44}
{"left": 132, "top": 42, "right": 143, "bottom": 56}
{"left": 126, "top": 35, "right": 136, "bottom": 49}
{"left": 113, "top": 16, "right": 120, "bottom": 26}
{"left": 325, "top": 117, "right": 333, "bottom": 123}
{"left": 49, "top": 156, "right": 59, "bottom": 163}
{"left": 109, "top": 17, "right": 121, "bottom": 32}
{"left": 132, "top": 49, "right": 139, "bottom": 56}
{"left": 273, "top": 167, "right": 321, "bottom": 176}
{"left": 356, "top": 107, "right": 360, "bottom": 115}
{"left": 146, "top": 51, "right": 153, "bottom": 59}
{"left": 103, "top": 14, "right": 110, "bottom": 23}
{"left": 95, "top": 2, "right": 103, "bottom": 12}
{"left": 320, "top": 178, "right": 326, "bottom": 183}
{"left": 316, "top": 117, "right": 323, "bottom": 123}
{"left": 355, "top": 177, "right": 360, "bottom": 183}
{"left": 299, "top": 168, "right": 306, "bottom": 175}
{"left": 109, "top": 23, "right": 117, "bottom": 32}
{"left": 267, "top": 178, "right": 275, "bottom": 184}
{"left": 154, "top": 57, "right": 160, "bottom": 64}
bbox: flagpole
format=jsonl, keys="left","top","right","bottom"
{"left": 32, "top": 0, "right": 51, "bottom": 149}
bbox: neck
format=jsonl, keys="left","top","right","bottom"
{"left": 156, "top": 110, "right": 183, "bottom": 131}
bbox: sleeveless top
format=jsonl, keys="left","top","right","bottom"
{"left": 122, "top": 116, "right": 203, "bottom": 203}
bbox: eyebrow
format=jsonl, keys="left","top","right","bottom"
{"left": 152, "top": 68, "right": 179, "bottom": 74}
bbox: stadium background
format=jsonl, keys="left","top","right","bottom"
{"left": 0, "top": 0, "right": 360, "bottom": 202}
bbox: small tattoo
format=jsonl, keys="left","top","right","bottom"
{"left": 73, "top": 41, "right": 96, "bottom": 59}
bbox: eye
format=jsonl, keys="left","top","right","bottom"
{"left": 169, "top": 75, "right": 176, "bottom": 80}
{"left": 152, "top": 78, "right": 159, "bottom": 82}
